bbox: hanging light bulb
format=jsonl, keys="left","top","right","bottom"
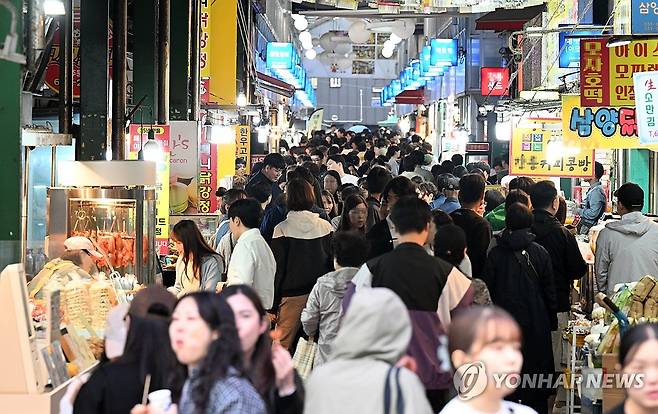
{"left": 299, "top": 31, "right": 313, "bottom": 45}
{"left": 237, "top": 92, "right": 248, "bottom": 107}
{"left": 305, "top": 49, "right": 317, "bottom": 60}
{"left": 43, "top": 0, "right": 65, "bottom": 15}
{"left": 382, "top": 47, "right": 394, "bottom": 58}
{"left": 294, "top": 16, "right": 309, "bottom": 31}
{"left": 390, "top": 33, "right": 403, "bottom": 44}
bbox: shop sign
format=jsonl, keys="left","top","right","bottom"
{"left": 633, "top": 71, "right": 658, "bottom": 144}
{"left": 251, "top": 154, "right": 266, "bottom": 167}
{"left": 510, "top": 127, "right": 594, "bottom": 178}
{"left": 307, "top": 109, "right": 324, "bottom": 138}
{"left": 632, "top": 0, "right": 658, "bottom": 34}
{"left": 127, "top": 125, "right": 170, "bottom": 255}
{"left": 580, "top": 38, "right": 658, "bottom": 107}
{"left": 480, "top": 67, "right": 510, "bottom": 96}
{"left": 198, "top": 127, "right": 218, "bottom": 214}
{"left": 266, "top": 43, "right": 294, "bottom": 70}
{"left": 430, "top": 39, "right": 458, "bottom": 67}
{"left": 200, "top": 0, "right": 237, "bottom": 105}
{"left": 236, "top": 125, "right": 251, "bottom": 174}
{"left": 558, "top": 30, "right": 602, "bottom": 68}
{"left": 169, "top": 121, "right": 199, "bottom": 215}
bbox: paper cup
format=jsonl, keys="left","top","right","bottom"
{"left": 149, "top": 389, "right": 172, "bottom": 411}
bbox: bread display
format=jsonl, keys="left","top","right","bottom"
{"left": 90, "top": 281, "right": 113, "bottom": 331}
{"left": 63, "top": 280, "right": 91, "bottom": 329}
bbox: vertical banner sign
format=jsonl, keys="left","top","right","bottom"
{"left": 306, "top": 109, "right": 325, "bottom": 138}
{"left": 198, "top": 126, "right": 218, "bottom": 214}
{"left": 580, "top": 38, "right": 658, "bottom": 107}
{"left": 200, "top": 0, "right": 237, "bottom": 105}
{"left": 480, "top": 68, "right": 510, "bottom": 96}
{"left": 200, "top": 0, "right": 211, "bottom": 104}
{"left": 169, "top": 121, "right": 200, "bottom": 214}
{"left": 633, "top": 71, "right": 658, "bottom": 144}
{"left": 127, "top": 125, "right": 171, "bottom": 255}
{"left": 236, "top": 126, "right": 251, "bottom": 174}
{"left": 631, "top": 0, "right": 658, "bottom": 34}
{"left": 510, "top": 127, "right": 594, "bottom": 178}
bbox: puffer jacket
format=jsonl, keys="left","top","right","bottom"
{"left": 595, "top": 211, "right": 658, "bottom": 296}
{"left": 300, "top": 267, "right": 359, "bottom": 366}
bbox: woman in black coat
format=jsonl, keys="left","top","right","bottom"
{"left": 483, "top": 203, "right": 558, "bottom": 414}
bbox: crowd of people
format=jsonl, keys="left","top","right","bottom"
{"left": 67, "top": 127, "right": 658, "bottom": 414}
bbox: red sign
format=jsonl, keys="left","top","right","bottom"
{"left": 44, "top": 9, "right": 113, "bottom": 99}
{"left": 198, "top": 127, "right": 218, "bottom": 213}
{"left": 580, "top": 39, "right": 610, "bottom": 107}
{"left": 481, "top": 67, "right": 510, "bottom": 96}
{"left": 200, "top": 78, "right": 210, "bottom": 104}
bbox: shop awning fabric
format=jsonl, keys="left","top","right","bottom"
{"left": 475, "top": 4, "right": 546, "bottom": 32}
{"left": 256, "top": 72, "right": 295, "bottom": 98}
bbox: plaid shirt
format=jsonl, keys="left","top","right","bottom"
{"left": 179, "top": 368, "right": 266, "bottom": 414}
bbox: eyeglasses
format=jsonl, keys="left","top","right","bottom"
{"left": 349, "top": 209, "right": 368, "bottom": 217}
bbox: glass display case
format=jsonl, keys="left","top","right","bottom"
{"left": 47, "top": 187, "right": 156, "bottom": 284}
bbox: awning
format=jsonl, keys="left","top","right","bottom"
{"left": 255, "top": 72, "right": 295, "bottom": 98}
{"left": 395, "top": 89, "right": 425, "bottom": 105}
{"left": 475, "top": 4, "right": 546, "bottom": 32}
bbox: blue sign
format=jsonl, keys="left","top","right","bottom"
{"left": 430, "top": 39, "right": 458, "bottom": 67}
{"left": 558, "top": 30, "right": 601, "bottom": 68}
{"left": 632, "top": 0, "right": 658, "bottom": 34}
{"left": 266, "top": 43, "right": 294, "bottom": 70}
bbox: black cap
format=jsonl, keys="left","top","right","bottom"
{"left": 437, "top": 174, "right": 460, "bottom": 191}
{"left": 614, "top": 182, "right": 644, "bottom": 210}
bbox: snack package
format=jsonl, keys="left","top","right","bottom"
{"left": 632, "top": 275, "right": 656, "bottom": 302}
{"left": 648, "top": 283, "right": 658, "bottom": 301}
{"left": 629, "top": 300, "right": 645, "bottom": 319}
{"left": 597, "top": 321, "right": 619, "bottom": 355}
{"left": 645, "top": 298, "right": 658, "bottom": 319}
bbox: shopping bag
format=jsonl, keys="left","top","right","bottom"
{"left": 292, "top": 336, "right": 317, "bottom": 380}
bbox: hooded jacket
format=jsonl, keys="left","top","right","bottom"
{"left": 304, "top": 288, "right": 433, "bottom": 414}
{"left": 595, "top": 211, "right": 658, "bottom": 296}
{"left": 271, "top": 211, "right": 333, "bottom": 308}
{"left": 532, "top": 210, "right": 588, "bottom": 312}
{"left": 300, "top": 267, "right": 359, "bottom": 366}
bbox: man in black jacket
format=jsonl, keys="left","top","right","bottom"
{"left": 245, "top": 153, "right": 286, "bottom": 208}
{"left": 530, "top": 180, "right": 587, "bottom": 379}
{"left": 364, "top": 166, "right": 392, "bottom": 232}
{"left": 451, "top": 174, "right": 491, "bottom": 279}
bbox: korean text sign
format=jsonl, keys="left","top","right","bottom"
{"left": 235, "top": 126, "right": 251, "bottom": 174}
{"left": 198, "top": 126, "right": 218, "bottom": 214}
{"left": 510, "top": 127, "right": 594, "bottom": 178}
{"left": 580, "top": 38, "right": 658, "bottom": 107}
{"left": 632, "top": 0, "right": 658, "bottom": 34}
{"left": 633, "top": 71, "right": 658, "bottom": 144}
{"left": 480, "top": 67, "right": 510, "bottom": 96}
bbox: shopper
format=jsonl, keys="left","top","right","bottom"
{"left": 348, "top": 196, "right": 473, "bottom": 411}
{"left": 433, "top": 223, "right": 491, "bottom": 305}
{"left": 492, "top": 157, "right": 510, "bottom": 184}
{"left": 327, "top": 154, "right": 359, "bottom": 185}
{"left": 483, "top": 203, "right": 557, "bottom": 414}
{"left": 595, "top": 183, "right": 658, "bottom": 296}
{"left": 74, "top": 286, "right": 179, "bottom": 414}
{"left": 271, "top": 178, "right": 334, "bottom": 351}
{"left": 338, "top": 194, "right": 369, "bottom": 233}
{"left": 386, "top": 145, "right": 401, "bottom": 176}
{"left": 607, "top": 323, "right": 658, "bottom": 414}
{"left": 247, "top": 180, "right": 273, "bottom": 211}
{"left": 224, "top": 199, "right": 277, "bottom": 310}
{"left": 365, "top": 166, "right": 392, "bottom": 231}
{"left": 134, "top": 292, "right": 265, "bottom": 414}
{"left": 213, "top": 189, "right": 248, "bottom": 250}
{"left": 486, "top": 177, "right": 534, "bottom": 232}
{"left": 437, "top": 175, "right": 461, "bottom": 214}
{"left": 321, "top": 190, "right": 338, "bottom": 219}
{"left": 169, "top": 220, "right": 223, "bottom": 298}
{"left": 530, "top": 180, "right": 588, "bottom": 376}
{"left": 222, "top": 286, "right": 304, "bottom": 414}
{"left": 441, "top": 306, "right": 535, "bottom": 414}
{"left": 577, "top": 161, "right": 607, "bottom": 235}
{"left": 322, "top": 170, "right": 342, "bottom": 198}
{"left": 451, "top": 173, "right": 492, "bottom": 279}
{"left": 366, "top": 176, "right": 417, "bottom": 259}
{"left": 304, "top": 288, "right": 433, "bottom": 414}
{"left": 301, "top": 231, "right": 369, "bottom": 365}
{"left": 246, "top": 153, "right": 286, "bottom": 209}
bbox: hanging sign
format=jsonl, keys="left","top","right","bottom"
{"left": 632, "top": 0, "right": 658, "bottom": 34}
{"left": 580, "top": 38, "right": 658, "bottom": 107}
{"left": 480, "top": 67, "right": 510, "bottom": 96}
{"left": 236, "top": 125, "right": 251, "bottom": 174}
{"left": 198, "top": 126, "right": 219, "bottom": 214}
{"left": 633, "top": 71, "right": 658, "bottom": 144}
{"left": 127, "top": 125, "right": 170, "bottom": 255}
{"left": 510, "top": 127, "right": 594, "bottom": 178}
{"left": 200, "top": 0, "right": 237, "bottom": 105}
{"left": 169, "top": 121, "right": 200, "bottom": 215}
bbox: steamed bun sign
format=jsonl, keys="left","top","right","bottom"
{"left": 510, "top": 127, "right": 594, "bottom": 178}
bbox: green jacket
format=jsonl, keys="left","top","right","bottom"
{"left": 485, "top": 203, "right": 506, "bottom": 232}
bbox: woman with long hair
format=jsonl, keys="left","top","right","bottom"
{"left": 170, "top": 220, "right": 223, "bottom": 298}
{"left": 135, "top": 292, "right": 266, "bottom": 413}
{"left": 221, "top": 285, "right": 304, "bottom": 414}
{"left": 321, "top": 190, "right": 338, "bottom": 219}
{"left": 607, "top": 323, "right": 658, "bottom": 414}
{"left": 75, "top": 286, "right": 180, "bottom": 413}
{"left": 322, "top": 170, "right": 342, "bottom": 197}
{"left": 338, "top": 194, "right": 368, "bottom": 233}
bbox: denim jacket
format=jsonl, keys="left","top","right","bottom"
{"left": 578, "top": 181, "right": 607, "bottom": 226}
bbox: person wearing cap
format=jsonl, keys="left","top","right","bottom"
{"left": 27, "top": 236, "right": 103, "bottom": 300}
{"left": 74, "top": 285, "right": 179, "bottom": 414}
{"left": 594, "top": 183, "right": 658, "bottom": 296}
{"left": 436, "top": 177, "right": 461, "bottom": 214}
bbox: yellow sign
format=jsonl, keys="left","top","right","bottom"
{"left": 562, "top": 95, "right": 658, "bottom": 149}
{"left": 236, "top": 125, "right": 251, "bottom": 174}
{"left": 200, "top": 0, "right": 237, "bottom": 105}
{"left": 510, "top": 127, "right": 594, "bottom": 178}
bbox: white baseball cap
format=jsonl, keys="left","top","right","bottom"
{"left": 64, "top": 236, "right": 104, "bottom": 258}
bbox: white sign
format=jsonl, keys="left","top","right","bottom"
{"left": 169, "top": 121, "right": 199, "bottom": 181}
{"left": 633, "top": 71, "right": 658, "bottom": 144}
